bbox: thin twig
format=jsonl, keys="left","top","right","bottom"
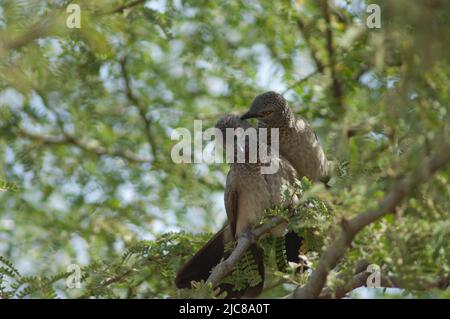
{"left": 119, "top": 57, "right": 158, "bottom": 163}
{"left": 107, "top": 0, "right": 147, "bottom": 14}
{"left": 319, "top": 272, "right": 450, "bottom": 299}
{"left": 18, "top": 127, "right": 152, "bottom": 163}
{"left": 321, "top": 0, "right": 343, "bottom": 110}
{"left": 282, "top": 69, "right": 322, "bottom": 95}
{"left": 294, "top": 16, "right": 325, "bottom": 73}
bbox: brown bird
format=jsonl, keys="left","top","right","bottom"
{"left": 175, "top": 115, "right": 301, "bottom": 298}
{"left": 241, "top": 91, "right": 332, "bottom": 183}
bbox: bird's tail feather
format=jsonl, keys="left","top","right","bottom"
{"left": 284, "top": 231, "right": 305, "bottom": 264}
{"left": 175, "top": 227, "right": 227, "bottom": 289}
{"left": 274, "top": 231, "right": 308, "bottom": 272}
{"left": 175, "top": 227, "right": 265, "bottom": 298}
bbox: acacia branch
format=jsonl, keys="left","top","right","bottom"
{"left": 319, "top": 271, "right": 450, "bottom": 299}
{"left": 2, "top": 23, "right": 49, "bottom": 52}
{"left": 79, "top": 269, "right": 134, "bottom": 299}
{"left": 294, "top": 1, "right": 343, "bottom": 111}
{"left": 294, "top": 16, "right": 325, "bottom": 74}
{"left": 319, "top": 271, "right": 373, "bottom": 299}
{"left": 18, "top": 127, "right": 151, "bottom": 164}
{"left": 0, "top": 6, "right": 67, "bottom": 55}
{"left": 318, "top": 270, "right": 399, "bottom": 299}
{"left": 119, "top": 57, "right": 159, "bottom": 164}
{"left": 107, "top": 0, "right": 147, "bottom": 14}
{"left": 206, "top": 216, "right": 286, "bottom": 287}
{"left": 293, "top": 145, "right": 450, "bottom": 299}
{"left": 320, "top": 0, "right": 343, "bottom": 110}
{"left": 16, "top": 89, "right": 152, "bottom": 164}
{"left": 282, "top": 69, "right": 323, "bottom": 95}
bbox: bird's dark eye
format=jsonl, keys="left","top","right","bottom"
{"left": 262, "top": 111, "right": 273, "bottom": 116}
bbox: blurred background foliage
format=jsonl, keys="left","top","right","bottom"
{"left": 0, "top": 0, "right": 449, "bottom": 298}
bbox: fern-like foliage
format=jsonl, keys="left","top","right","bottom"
{"left": 0, "top": 255, "right": 70, "bottom": 299}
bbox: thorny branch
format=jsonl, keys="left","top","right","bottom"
{"left": 292, "top": 145, "right": 450, "bottom": 299}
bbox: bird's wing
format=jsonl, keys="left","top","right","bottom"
{"left": 279, "top": 154, "right": 299, "bottom": 183}
{"left": 225, "top": 169, "right": 239, "bottom": 239}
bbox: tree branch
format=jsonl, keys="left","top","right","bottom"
{"left": 282, "top": 69, "right": 323, "bottom": 96}
{"left": 79, "top": 269, "right": 134, "bottom": 299}
{"left": 294, "top": 16, "right": 325, "bottom": 74}
{"left": 320, "top": 0, "right": 343, "bottom": 110}
{"left": 0, "top": 6, "right": 66, "bottom": 54}
{"left": 107, "top": 0, "right": 147, "bottom": 14}
{"left": 318, "top": 270, "right": 373, "bottom": 299}
{"left": 119, "top": 57, "right": 159, "bottom": 164}
{"left": 18, "top": 127, "right": 152, "bottom": 164}
{"left": 2, "top": 23, "right": 49, "bottom": 52}
{"left": 206, "top": 216, "right": 286, "bottom": 287}
{"left": 319, "top": 271, "right": 450, "bottom": 299}
{"left": 293, "top": 145, "right": 450, "bottom": 299}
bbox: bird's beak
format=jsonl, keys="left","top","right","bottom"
{"left": 240, "top": 110, "right": 257, "bottom": 120}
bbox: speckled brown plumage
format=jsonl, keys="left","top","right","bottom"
{"left": 243, "top": 91, "right": 331, "bottom": 182}
{"left": 176, "top": 115, "right": 300, "bottom": 298}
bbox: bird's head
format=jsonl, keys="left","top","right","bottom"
{"left": 215, "top": 114, "right": 251, "bottom": 133}
{"left": 215, "top": 114, "right": 255, "bottom": 162}
{"left": 241, "top": 91, "right": 289, "bottom": 126}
